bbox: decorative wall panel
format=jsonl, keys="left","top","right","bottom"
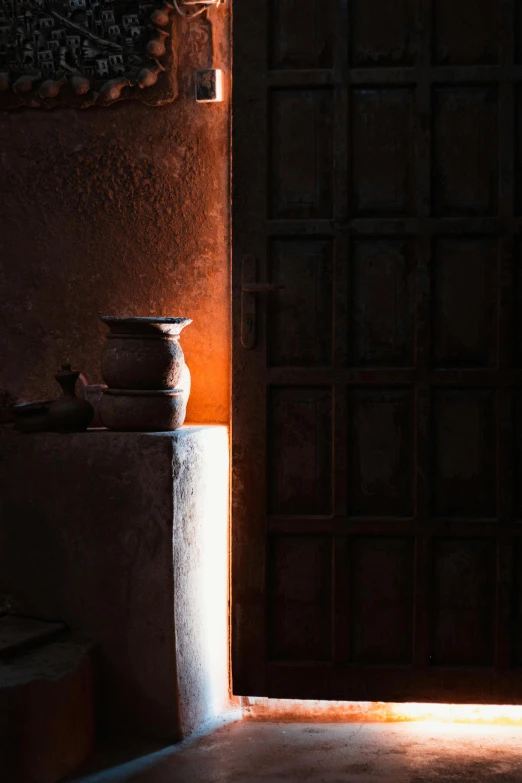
{"left": 0, "top": 0, "right": 177, "bottom": 108}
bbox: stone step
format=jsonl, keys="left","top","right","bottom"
{"left": 0, "top": 633, "right": 96, "bottom": 783}
{"left": 0, "top": 614, "right": 66, "bottom": 659}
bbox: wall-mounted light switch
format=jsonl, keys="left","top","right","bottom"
{"left": 195, "top": 69, "right": 223, "bottom": 103}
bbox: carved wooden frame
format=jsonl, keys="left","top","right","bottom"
{"left": 0, "top": 0, "right": 178, "bottom": 108}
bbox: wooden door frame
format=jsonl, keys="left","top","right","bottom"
{"left": 231, "top": 0, "right": 270, "bottom": 697}
{"left": 231, "top": 0, "right": 522, "bottom": 703}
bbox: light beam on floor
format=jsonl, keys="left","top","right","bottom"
{"left": 241, "top": 697, "right": 522, "bottom": 725}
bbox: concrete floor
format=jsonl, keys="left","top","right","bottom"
{"left": 74, "top": 718, "right": 522, "bottom": 783}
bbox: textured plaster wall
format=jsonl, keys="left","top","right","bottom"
{"left": 0, "top": 8, "right": 230, "bottom": 424}
{"left": 0, "top": 427, "right": 230, "bottom": 740}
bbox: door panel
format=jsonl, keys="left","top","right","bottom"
{"left": 431, "top": 538, "right": 496, "bottom": 666}
{"left": 433, "top": 87, "right": 498, "bottom": 216}
{"left": 351, "top": 88, "right": 416, "bottom": 216}
{"left": 268, "top": 535, "right": 333, "bottom": 662}
{"left": 350, "top": 537, "right": 414, "bottom": 664}
{"left": 347, "top": 388, "right": 414, "bottom": 517}
{"left": 431, "top": 389, "right": 497, "bottom": 518}
{"left": 267, "top": 239, "right": 334, "bottom": 367}
{"left": 270, "top": 0, "right": 334, "bottom": 70}
{"left": 433, "top": 0, "right": 499, "bottom": 65}
{"left": 270, "top": 89, "right": 335, "bottom": 219}
{"left": 431, "top": 237, "right": 498, "bottom": 368}
{"left": 233, "top": 0, "right": 522, "bottom": 702}
{"left": 268, "top": 387, "right": 333, "bottom": 515}
{"left": 349, "top": 239, "right": 416, "bottom": 367}
{"left": 349, "top": 0, "right": 418, "bottom": 67}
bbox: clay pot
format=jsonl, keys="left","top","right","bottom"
{"left": 39, "top": 75, "right": 66, "bottom": 99}
{"left": 13, "top": 400, "right": 53, "bottom": 433}
{"left": 150, "top": 1, "right": 173, "bottom": 27}
{"left": 48, "top": 365, "right": 94, "bottom": 433}
{"left": 146, "top": 30, "right": 169, "bottom": 58}
{"left": 69, "top": 75, "right": 91, "bottom": 95}
{"left": 12, "top": 73, "right": 40, "bottom": 94}
{"left": 178, "top": 363, "right": 191, "bottom": 403}
{"left": 100, "top": 316, "right": 192, "bottom": 390}
{"left": 137, "top": 60, "right": 165, "bottom": 89}
{"left": 99, "top": 77, "right": 131, "bottom": 103}
{"left": 99, "top": 389, "right": 187, "bottom": 432}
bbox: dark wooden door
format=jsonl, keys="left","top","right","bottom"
{"left": 232, "top": 0, "right": 522, "bottom": 702}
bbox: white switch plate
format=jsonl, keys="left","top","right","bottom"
{"left": 195, "top": 69, "right": 223, "bottom": 103}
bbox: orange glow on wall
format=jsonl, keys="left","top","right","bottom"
{"left": 242, "top": 697, "right": 522, "bottom": 726}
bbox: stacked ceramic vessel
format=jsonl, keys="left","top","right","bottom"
{"left": 98, "top": 316, "right": 192, "bottom": 432}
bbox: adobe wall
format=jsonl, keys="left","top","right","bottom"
{"left": 0, "top": 7, "right": 230, "bottom": 424}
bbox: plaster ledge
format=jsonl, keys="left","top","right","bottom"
{"left": 0, "top": 424, "right": 230, "bottom": 741}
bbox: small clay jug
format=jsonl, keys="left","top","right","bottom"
{"left": 48, "top": 364, "right": 94, "bottom": 433}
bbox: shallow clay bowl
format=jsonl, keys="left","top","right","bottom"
{"left": 99, "top": 389, "right": 187, "bottom": 432}
{"left": 13, "top": 400, "right": 53, "bottom": 433}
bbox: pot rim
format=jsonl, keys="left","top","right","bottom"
{"left": 100, "top": 316, "right": 192, "bottom": 338}
{"left": 100, "top": 316, "right": 192, "bottom": 325}
{"left": 103, "top": 389, "right": 184, "bottom": 397}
